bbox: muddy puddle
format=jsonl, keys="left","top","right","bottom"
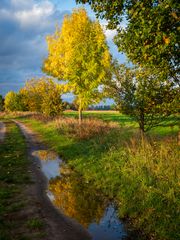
{"left": 32, "top": 150, "right": 129, "bottom": 240}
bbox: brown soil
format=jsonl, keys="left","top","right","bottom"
{"left": 13, "top": 120, "right": 92, "bottom": 240}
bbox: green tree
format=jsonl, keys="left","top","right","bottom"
{"left": 4, "top": 91, "right": 27, "bottom": 112}
{"left": 0, "top": 95, "right": 4, "bottom": 111}
{"left": 21, "top": 79, "right": 42, "bottom": 112}
{"left": 21, "top": 77, "right": 64, "bottom": 116}
{"left": 77, "top": 0, "right": 179, "bottom": 80}
{"left": 106, "top": 63, "right": 179, "bottom": 132}
{"left": 43, "top": 8, "right": 111, "bottom": 123}
{"left": 4, "top": 91, "right": 18, "bottom": 111}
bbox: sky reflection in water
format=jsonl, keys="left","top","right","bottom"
{"left": 32, "top": 150, "right": 62, "bottom": 179}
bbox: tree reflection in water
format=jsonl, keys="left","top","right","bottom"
{"left": 33, "top": 150, "right": 128, "bottom": 239}
{"left": 49, "top": 165, "right": 107, "bottom": 228}
{"left": 33, "top": 150, "right": 58, "bottom": 161}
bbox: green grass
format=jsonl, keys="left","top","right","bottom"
{"left": 1, "top": 111, "right": 179, "bottom": 239}
{"left": 0, "top": 121, "right": 45, "bottom": 240}
{"left": 65, "top": 111, "right": 180, "bottom": 137}
{"left": 21, "top": 117, "right": 134, "bottom": 161}
{"left": 19, "top": 113, "right": 180, "bottom": 240}
{"left": 26, "top": 218, "right": 44, "bottom": 230}
{"left": 0, "top": 121, "right": 29, "bottom": 239}
{"left": 65, "top": 110, "right": 137, "bottom": 127}
{"left": 148, "top": 115, "right": 180, "bottom": 137}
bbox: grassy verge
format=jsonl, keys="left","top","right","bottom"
{"left": 0, "top": 121, "right": 45, "bottom": 240}
{"left": 18, "top": 115, "right": 180, "bottom": 240}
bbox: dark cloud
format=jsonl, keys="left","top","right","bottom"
{"left": 0, "top": 0, "right": 69, "bottom": 96}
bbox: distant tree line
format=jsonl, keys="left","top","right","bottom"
{"left": 3, "top": 79, "right": 116, "bottom": 115}
{"left": 88, "top": 105, "right": 116, "bottom": 111}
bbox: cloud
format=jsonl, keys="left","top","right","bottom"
{"left": 11, "top": 0, "right": 35, "bottom": 9}
{"left": 0, "top": 0, "right": 126, "bottom": 97}
{"left": 14, "top": 1, "right": 55, "bottom": 29}
{"left": 105, "top": 29, "right": 117, "bottom": 41}
{"left": 100, "top": 19, "right": 126, "bottom": 42}
{"left": 0, "top": 0, "right": 69, "bottom": 96}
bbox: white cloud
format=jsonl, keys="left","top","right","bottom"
{"left": 0, "top": 9, "right": 12, "bottom": 20}
{"left": 0, "top": 0, "right": 125, "bottom": 96}
{"left": 100, "top": 19, "right": 126, "bottom": 41}
{"left": 0, "top": 0, "right": 67, "bottom": 96}
{"left": 104, "top": 29, "right": 117, "bottom": 41}
{"left": 14, "top": 1, "right": 55, "bottom": 28}
{"left": 11, "top": 0, "right": 34, "bottom": 9}
{"left": 100, "top": 21, "right": 117, "bottom": 41}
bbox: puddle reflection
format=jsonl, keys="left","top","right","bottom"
{"left": 49, "top": 171, "right": 107, "bottom": 228}
{"left": 32, "top": 150, "right": 62, "bottom": 179}
{"left": 89, "top": 205, "right": 127, "bottom": 240}
{"left": 32, "top": 150, "right": 128, "bottom": 240}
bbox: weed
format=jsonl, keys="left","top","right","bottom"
{"left": 26, "top": 218, "right": 43, "bottom": 229}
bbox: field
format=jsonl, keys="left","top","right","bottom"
{"left": 65, "top": 110, "right": 179, "bottom": 137}
{"left": 0, "top": 111, "right": 180, "bottom": 240}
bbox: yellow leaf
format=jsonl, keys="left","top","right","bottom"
{"left": 163, "top": 36, "right": 170, "bottom": 45}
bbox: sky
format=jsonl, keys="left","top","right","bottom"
{"left": 0, "top": 0, "right": 126, "bottom": 100}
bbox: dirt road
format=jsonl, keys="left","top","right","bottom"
{"left": 13, "top": 120, "right": 91, "bottom": 240}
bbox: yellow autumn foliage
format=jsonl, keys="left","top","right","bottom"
{"left": 49, "top": 166, "right": 106, "bottom": 227}
{"left": 20, "top": 77, "right": 64, "bottom": 116}
{"left": 43, "top": 8, "right": 111, "bottom": 117}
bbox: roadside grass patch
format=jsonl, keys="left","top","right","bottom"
{"left": 54, "top": 117, "right": 118, "bottom": 140}
{"left": 114, "top": 138, "right": 180, "bottom": 240}
{"left": 0, "top": 121, "right": 46, "bottom": 240}
{"left": 0, "top": 111, "right": 34, "bottom": 119}
{"left": 26, "top": 218, "right": 44, "bottom": 229}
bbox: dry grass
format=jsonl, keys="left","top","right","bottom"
{"left": 0, "top": 111, "right": 35, "bottom": 119}
{"left": 0, "top": 111, "right": 6, "bottom": 118}
{"left": 53, "top": 117, "right": 118, "bottom": 140}
{"left": 30, "top": 113, "right": 54, "bottom": 122}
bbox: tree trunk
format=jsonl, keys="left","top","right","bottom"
{"left": 78, "top": 98, "right": 82, "bottom": 124}
{"left": 140, "top": 127, "right": 145, "bottom": 141}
